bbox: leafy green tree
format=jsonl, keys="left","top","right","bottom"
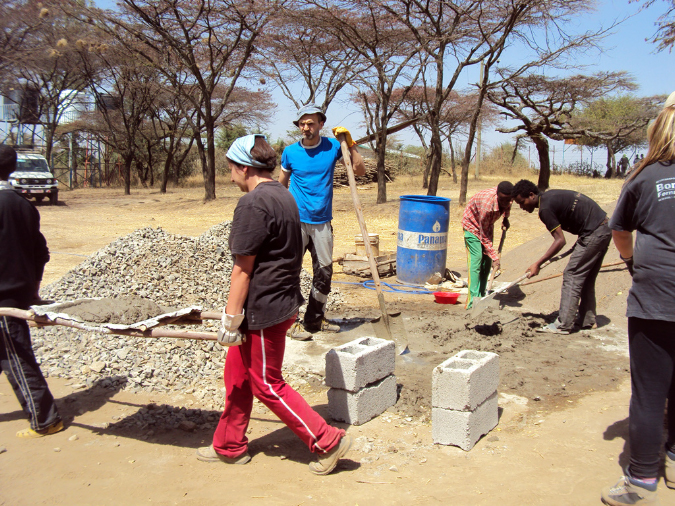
{"left": 572, "top": 95, "right": 665, "bottom": 178}
{"left": 216, "top": 124, "right": 248, "bottom": 152}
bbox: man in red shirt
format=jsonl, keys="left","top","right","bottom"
{"left": 462, "top": 181, "right": 513, "bottom": 308}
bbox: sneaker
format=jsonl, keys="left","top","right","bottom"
{"left": 288, "top": 321, "right": 312, "bottom": 341}
{"left": 601, "top": 474, "right": 660, "bottom": 505}
{"left": 196, "top": 445, "right": 251, "bottom": 464}
{"left": 316, "top": 318, "right": 340, "bottom": 333}
{"left": 16, "top": 419, "right": 64, "bottom": 439}
{"left": 536, "top": 322, "right": 570, "bottom": 335}
{"left": 309, "top": 434, "right": 352, "bottom": 475}
{"left": 666, "top": 449, "right": 675, "bottom": 489}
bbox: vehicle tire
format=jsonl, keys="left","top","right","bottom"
{"left": 35, "top": 196, "right": 44, "bottom": 203}
{"left": 49, "top": 192, "right": 58, "bottom": 205}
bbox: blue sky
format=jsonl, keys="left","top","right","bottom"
{"left": 96, "top": 0, "right": 673, "bottom": 168}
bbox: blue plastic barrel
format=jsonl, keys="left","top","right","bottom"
{"left": 396, "top": 195, "right": 451, "bottom": 285}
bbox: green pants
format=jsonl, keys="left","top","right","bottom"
{"left": 464, "top": 230, "right": 492, "bottom": 309}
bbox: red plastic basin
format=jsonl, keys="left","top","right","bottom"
{"left": 433, "top": 291, "right": 459, "bottom": 304}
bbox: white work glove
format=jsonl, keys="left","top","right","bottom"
{"left": 217, "top": 310, "right": 246, "bottom": 347}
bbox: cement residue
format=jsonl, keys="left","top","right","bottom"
{"left": 342, "top": 305, "right": 631, "bottom": 422}
{"left": 63, "top": 296, "right": 169, "bottom": 325}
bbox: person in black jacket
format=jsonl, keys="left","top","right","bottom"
{"left": 0, "top": 145, "right": 62, "bottom": 438}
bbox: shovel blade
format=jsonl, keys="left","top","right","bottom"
{"left": 371, "top": 311, "right": 410, "bottom": 355}
{"left": 471, "top": 293, "right": 500, "bottom": 318}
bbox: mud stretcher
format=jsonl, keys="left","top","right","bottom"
{"left": 0, "top": 299, "right": 223, "bottom": 342}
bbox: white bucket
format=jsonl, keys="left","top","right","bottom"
{"left": 355, "top": 233, "right": 380, "bottom": 256}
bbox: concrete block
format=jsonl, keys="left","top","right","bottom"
{"left": 432, "top": 350, "right": 499, "bottom": 411}
{"left": 432, "top": 391, "right": 498, "bottom": 451}
{"left": 328, "top": 374, "right": 397, "bottom": 425}
{"left": 325, "top": 337, "right": 395, "bottom": 392}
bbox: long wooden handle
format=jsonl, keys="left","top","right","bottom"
{"left": 337, "top": 134, "right": 390, "bottom": 332}
{"left": 519, "top": 260, "right": 625, "bottom": 286}
{"left": 0, "top": 307, "right": 217, "bottom": 341}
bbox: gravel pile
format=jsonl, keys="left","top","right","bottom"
{"left": 33, "top": 223, "right": 343, "bottom": 410}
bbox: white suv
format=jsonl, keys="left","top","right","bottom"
{"left": 9, "top": 152, "right": 59, "bottom": 205}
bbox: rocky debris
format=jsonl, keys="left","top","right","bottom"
{"left": 33, "top": 223, "right": 343, "bottom": 410}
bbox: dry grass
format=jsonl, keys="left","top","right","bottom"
{"left": 38, "top": 172, "right": 624, "bottom": 288}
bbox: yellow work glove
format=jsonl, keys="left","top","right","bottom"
{"left": 332, "top": 126, "right": 355, "bottom": 147}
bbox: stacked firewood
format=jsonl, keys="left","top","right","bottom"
{"left": 333, "top": 158, "right": 395, "bottom": 186}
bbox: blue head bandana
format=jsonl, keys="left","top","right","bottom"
{"left": 226, "top": 134, "right": 270, "bottom": 169}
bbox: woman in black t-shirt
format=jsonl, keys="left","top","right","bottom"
{"left": 603, "top": 92, "right": 675, "bottom": 504}
{"left": 196, "top": 135, "right": 350, "bottom": 475}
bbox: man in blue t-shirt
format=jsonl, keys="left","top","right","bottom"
{"left": 279, "top": 104, "right": 365, "bottom": 340}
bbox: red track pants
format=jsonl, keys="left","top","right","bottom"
{"left": 212, "top": 316, "right": 344, "bottom": 458}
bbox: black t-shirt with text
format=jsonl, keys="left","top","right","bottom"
{"left": 610, "top": 161, "right": 675, "bottom": 322}
{"left": 228, "top": 181, "right": 304, "bottom": 330}
{"left": 538, "top": 189, "right": 606, "bottom": 238}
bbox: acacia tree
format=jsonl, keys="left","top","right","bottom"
{"left": 0, "top": 1, "right": 47, "bottom": 74}
{"left": 640, "top": 0, "right": 675, "bottom": 50}
{"left": 78, "top": 36, "right": 158, "bottom": 195}
{"left": 76, "top": 0, "right": 280, "bottom": 201}
{"left": 397, "top": 87, "right": 493, "bottom": 185}
{"left": 303, "top": 0, "right": 425, "bottom": 204}
{"left": 380, "top": 0, "right": 608, "bottom": 204}
{"left": 487, "top": 72, "right": 636, "bottom": 189}
{"left": 258, "top": 6, "right": 364, "bottom": 112}
{"left": 1, "top": 2, "right": 93, "bottom": 161}
{"left": 572, "top": 95, "right": 665, "bottom": 178}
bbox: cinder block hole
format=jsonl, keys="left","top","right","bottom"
{"left": 444, "top": 358, "right": 474, "bottom": 370}
{"left": 458, "top": 351, "right": 488, "bottom": 361}
{"left": 340, "top": 344, "right": 367, "bottom": 355}
{"left": 357, "top": 337, "right": 379, "bottom": 347}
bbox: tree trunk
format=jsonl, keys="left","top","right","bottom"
{"left": 426, "top": 109, "right": 444, "bottom": 196}
{"left": 161, "top": 137, "right": 176, "bottom": 194}
{"left": 136, "top": 160, "right": 148, "bottom": 188}
{"left": 376, "top": 128, "right": 387, "bottom": 204}
{"left": 195, "top": 133, "right": 207, "bottom": 189}
{"left": 604, "top": 142, "right": 615, "bottom": 179}
{"left": 459, "top": 100, "right": 484, "bottom": 206}
{"left": 203, "top": 111, "right": 217, "bottom": 201}
{"left": 448, "top": 136, "right": 457, "bottom": 184}
{"left": 72, "top": 132, "right": 79, "bottom": 187}
{"left": 123, "top": 152, "right": 133, "bottom": 195}
{"left": 422, "top": 153, "right": 431, "bottom": 189}
{"left": 44, "top": 124, "right": 55, "bottom": 170}
{"left": 533, "top": 135, "right": 551, "bottom": 190}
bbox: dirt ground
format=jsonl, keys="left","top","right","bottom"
{"left": 1, "top": 175, "right": 671, "bottom": 505}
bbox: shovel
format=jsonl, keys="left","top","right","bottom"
{"left": 471, "top": 254, "right": 563, "bottom": 318}
{"left": 337, "top": 133, "right": 410, "bottom": 355}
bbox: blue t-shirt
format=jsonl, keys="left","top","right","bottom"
{"left": 280, "top": 137, "right": 342, "bottom": 224}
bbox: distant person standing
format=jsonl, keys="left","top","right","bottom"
{"left": 279, "top": 104, "right": 365, "bottom": 340}
{"left": 0, "top": 144, "right": 63, "bottom": 438}
{"left": 601, "top": 91, "right": 675, "bottom": 505}
{"left": 511, "top": 180, "right": 611, "bottom": 334}
{"left": 618, "top": 154, "right": 629, "bottom": 177}
{"left": 461, "top": 182, "right": 512, "bottom": 309}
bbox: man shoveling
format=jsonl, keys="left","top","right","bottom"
{"left": 461, "top": 181, "right": 513, "bottom": 309}
{"left": 511, "top": 179, "right": 612, "bottom": 334}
